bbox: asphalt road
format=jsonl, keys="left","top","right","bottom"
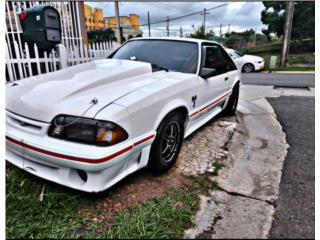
{"left": 241, "top": 73, "right": 315, "bottom": 87}
{"left": 268, "top": 96, "right": 315, "bottom": 239}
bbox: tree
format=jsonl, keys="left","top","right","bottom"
{"left": 87, "top": 28, "right": 116, "bottom": 43}
{"left": 225, "top": 29, "right": 268, "bottom": 48}
{"left": 188, "top": 25, "right": 214, "bottom": 40}
{"left": 261, "top": 1, "right": 314, "bottom": 40}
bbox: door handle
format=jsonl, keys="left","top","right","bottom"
{"left": 224, "top": 77, "right": 229, "bottom": 81}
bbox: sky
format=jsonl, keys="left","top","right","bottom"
{"left": 87, "top": 1, "right": 266, "bottom": 37}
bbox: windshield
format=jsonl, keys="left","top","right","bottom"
{"left": 111, "top": 40, "right": 199, "bottom": 74}
{"left": 233, "top": 50, "right": 244, "bottom": 58}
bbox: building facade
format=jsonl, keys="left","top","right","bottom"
{"left": 104, "top": 14, "right": 142, "bottom": 41}
{"left": 84, "top": 4, "right": 104, "bottom": 30}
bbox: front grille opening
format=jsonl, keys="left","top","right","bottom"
{"left": 8, "top": 116, "right": 42, "bottom": 131}
{"left": 69, "top": 169, "right": 88, "bottom": 186}
{"left": 77, "top": 169, "right": 88, "bottom": 182}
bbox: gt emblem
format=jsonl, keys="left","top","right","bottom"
{"left": 191, "top": 95, "right": 197, "bottom": 108}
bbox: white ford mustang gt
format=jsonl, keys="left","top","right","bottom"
{"left": 6, "top": 37, "right": 241, "bottom": 192}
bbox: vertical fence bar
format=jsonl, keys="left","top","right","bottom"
{"left": 84, "top": 44, "right": 88, "bottom": 62}
{"left": 34, "top": 44, "right": 41, "bottom": 75}
{"left": 52, "top": 49, "right": 57, "bottom": 71}
{"left": 24, "top": 42, "right": 32, "bottom": 77}
{"left": 44, "top": 51, "right": 49, "bottom": 73}
{"left": 67, "top": 2, "right": 76, "bottom": 65}
{"left": 75, "top": 2, "right": 84, "bottom": 64}
{"left": 12, "top": 1, "right": 27, "bottom": 76}
{"left": 60, "top": 2, "right": 70, "bottom": 53}
{"left": 13, "top": 41, "right": 24, "bottom": 79}
{"left": 5, "top": 47, "right": 14, "bottom": 82}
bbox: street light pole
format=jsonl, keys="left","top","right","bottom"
{"left": 280, "top": 1, "right": 295, "bottom": 67}
{"left": 166, "top": 16, "right": 169, "bottom": 37}
{"left": 114, "top": 0, "right": 121, "bottom": 44}
{"left": 147, "top": 11, "right": 151, "bottom": 37}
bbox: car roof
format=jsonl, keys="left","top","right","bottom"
{"left": 128, "top": 37, "right": 221, "bottom": 45}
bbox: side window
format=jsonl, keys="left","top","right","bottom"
{"left": 203, "top": 45, "right": 236, "bottom": 76}
{"left": 219, "top": 47, "right": 237, "bottom": 71}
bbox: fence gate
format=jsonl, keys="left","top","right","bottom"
{"left": 5, "top": 1, "right": 119, "bottom": 82}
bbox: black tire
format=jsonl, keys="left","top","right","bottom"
{"left": 149, "top": 112, "right": 184, "bottom": 173}
{"left": 242, "top": 63, "right": 255, "bottom": 73}
{"left": 222, "top": 84, "right": 239, "bottom": 116}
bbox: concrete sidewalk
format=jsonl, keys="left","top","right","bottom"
{"left": 185, "top": 85, "right": 314, "bottom": 239}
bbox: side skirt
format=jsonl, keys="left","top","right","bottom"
{"left": 184, "top": 106, "right": 223, "bottom": 138}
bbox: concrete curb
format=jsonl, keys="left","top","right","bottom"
{"left": 262, "top": 71, "right": 315, "bottom": 74}
{"left": 185, "top": 98, "right": 289, "bottom": 239}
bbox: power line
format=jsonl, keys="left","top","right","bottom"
{"left": 140, "top": 3, "right": 229, "bottom": 27}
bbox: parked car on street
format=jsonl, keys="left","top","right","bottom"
{"left": 226, "top": 48, "right": 264, "bottom": 73}
{"left": 6, "top": 37, "right": 241, "bottom": 192}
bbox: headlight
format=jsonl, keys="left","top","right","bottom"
{"left": 48, "top": 115, "right": 128, "bottom": 146}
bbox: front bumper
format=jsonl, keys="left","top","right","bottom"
{"left": 6, "top": 111, "right": 155, "bottom": 192}
{"left": 254, "top": 61, "right": 265, "bottom": 71}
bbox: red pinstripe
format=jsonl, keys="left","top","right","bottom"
{"left": 189, "top": 91, "right": 232, "bottom": 118}
{"left": 6, "top": 134, "right": 155, "bottom": 164}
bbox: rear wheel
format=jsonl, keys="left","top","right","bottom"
{"left": 242, "top": 63, "right": 255, "bottom": 73}
{"left": 149, "top": 112, "right": 184, "bottom": 173}
{"left": 222, "top": 84, "right": 239, "bottom": 116}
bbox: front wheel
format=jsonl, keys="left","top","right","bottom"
{"left": 242, "top": 63, "right": 255, "bottom": 73}
{"left": 149, "top": 112, "right": 184, "bottom": 173}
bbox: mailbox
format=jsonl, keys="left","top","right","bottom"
{"left": 19, "top": 5, "right": 61, "bottom": 51}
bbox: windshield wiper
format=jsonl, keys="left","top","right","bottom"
{"left": 151, "top": 63, "right": 169, "bottom": 72}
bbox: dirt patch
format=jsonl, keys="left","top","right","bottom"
{"left": 76, "top": 115, "right": 237, "bottom": 231}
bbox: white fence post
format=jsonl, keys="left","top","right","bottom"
{"left": 56, "top": 44, "right": 68, "bottom": 69}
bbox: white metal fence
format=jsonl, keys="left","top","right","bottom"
{"left": 5, "top": 41, "right": 120, "bottom": 82}
{"left": 5, "top": 1, "right": 120, "bottom": 82}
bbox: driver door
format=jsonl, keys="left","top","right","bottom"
{"left": 196, "top": 45, "right": 231, "bottom": 114}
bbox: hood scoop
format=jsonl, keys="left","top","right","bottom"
{"left": 6, "top": 59, "right": 152, "bottom": 122}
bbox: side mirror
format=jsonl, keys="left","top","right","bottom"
{"left": 200, "top": 68, "right": 216, "bottom": 79}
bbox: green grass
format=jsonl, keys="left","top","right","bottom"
{"left": 91, "top": 188, "right": 199, "bottom": 239}
{"left": 6, "top": 165, "right": 202, "bottom": 239}
{"left": 6, "top": 166, "right": 94, "bottom": 239}
{"left": 270, "top": 66, "right": 315, "bottom": 72}
{"left": 245, "top": 38, "right": 315, "bottom": 55}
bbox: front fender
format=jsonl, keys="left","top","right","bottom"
{"left": 153, "top": 98, "right": 190, "bottom": 131}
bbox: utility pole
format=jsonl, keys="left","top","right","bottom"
{"left": 203, "top": 8, "right": 206, "bottom": 33}
{"left": 166, "top": 16, "right": 169, "bottom": 37}
{"left": 147, "top": 11, "right": 151, "bottom": 37}
{"left": 114, "top": 1, "right": 121, "bottom": 44}
{"left": 220, "top": 23, "right": 222, "bottom": 37}
{"left": 201, "top": 8, "right": 209, "bottom": 34}
{"left": 180, "top": 26, "right": 183, "bottom": 38}
{"left": 280, "top": 1, "right": 295, "bottom": 67}
{"left": 228, "top": 24, "right": 230, "bottom": 34}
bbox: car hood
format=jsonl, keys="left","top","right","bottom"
{"left": 243, "top": 54, "right": 264, "bottom": 62}
{"left": 6, "top": 59, "right": 163, "bottom": 122}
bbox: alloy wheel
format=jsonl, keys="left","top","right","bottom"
{"left": 161, "top": 121, "right": 181, "bottom": 163}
